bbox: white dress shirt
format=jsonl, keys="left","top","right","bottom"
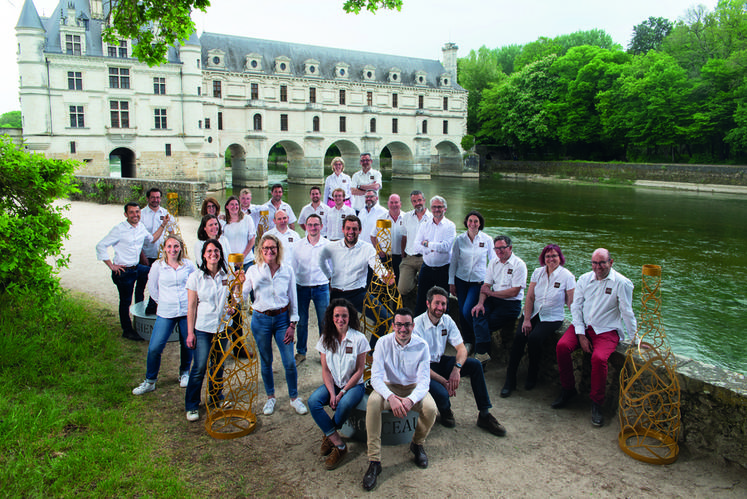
{"left": 95, "top": 220, "right": 153, "bottom": 266}
{"left": 316, "top": 329, "right": 370, "bottom": 388}
{"left": 298, "top": 203, "right": 328, "bottom": 236}
{"left": 140, "top": 206, "right": 172, "bottom": 259}
{"left": 323, "top": 172, "right": 352, "bottom": 202}
{"left": 319, "top": 239, "right": 385, "bottom": 291}
{"left": 358, "top": 203, "right": 388, "bottom": 244}
{"left": 324, "top": 205, "right": 356, "bottom": 241}
{"left": 401, "top": 209, "right": 432, "bottom": 255}
{"left": 370, "top": 332, "right": 431, "bottom": 404}
{"left": 529, "top": 265, "right": 576, "bottom": 322}
{"left": 242, "top": 262, "right": 299, "bottom": 322}
{"left": 223, "top": 216, "right": 256, "bottom": 265}
{"left": 484, "top": 253, "right": 528, "bottom": 302}
{"left": 370, "top": 211, "right": 405, "bottom": 255}
{"left": 262, "top": 200, "right": 297, "bottom": 228}
{"left": 292, "top": 236, "right": 330, "bottom": 286}
{"left": 186, "top": 269, "right": 230, "bottom": 333}
{"left": 242, "top": 204, "right": 263, "bottom": 230}
{"left": 571, "top": 268, "right": 636, "bottom": 341}
{"left": 265, "top": 227, "right": 300, "bottom": 266}
{"left": 413, "top": 312, "right": 464, "bottom": 363}
{"left": 351, "top": 168, "right": 382, "bottom": 211}
{"left": 148, "top": 259, "right": 197, "bottom": 318}
{"left": 193, "top": 236, "right": 231, "bottom": 268}
{"left": 448, "top": 231, "right": 495, "bottom": 284}
{"left": 414, "top": 217, "right": 456, "bottom": 267}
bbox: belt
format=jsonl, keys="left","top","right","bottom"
{"left": 123, "top": 265, "right": 139, "bottom": 270}
{"left": 256, "top": 305, "right": 289, "bottom": 316}
{"left": 406, "top": 253, "right": 423, "bottom": 258}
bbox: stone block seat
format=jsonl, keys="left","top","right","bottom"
{"left": 339, "top": 392, "right": 419, "bottom": 446}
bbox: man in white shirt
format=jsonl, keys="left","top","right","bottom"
{"left": 291, "top": 214, "right": 329, "bottom": 365}
{"left": 358, "top": 190, "right": 388, "bottom": 243}
{"left": 350, "top": 153, "right": 382, "bottom": 213}
{"left": 265, "top": 210, "right": 300, "bottom": 265}
{"left": 239, "top": 188, "right": 262, "bottom": 229}
{"left": 414, "top": 286, "right": 506, "bottom": 436}
{"left": 370, "top": 193, "right": 405, "bottom": 284}
{"left": 552, "top": 248, "right": 636, "bottom": 427}
{"left": 398, "top": 190, "right": 431, "bottom": 306}
{"left": 139, "top": 187, "right": 174, "bottom": 313}
{"left": 471, "top": 235, "right": 527, "bottom": 366}
{"left": 325, "top": 188, "right": 355, "bottom": 241}
{"left": 414, "top": 195, "right": 456, "bottom": 316}
{"left": 96, "top": 202, "right": 168, "bottom": 341}
{"left": 298, "top": 186, "right": 327, "bottom": 236}
{"left": 263, "top": 184, "right": 297, "bottom": 230}
{"left": 362, "top": 307, "right": 437, "bottom": 491}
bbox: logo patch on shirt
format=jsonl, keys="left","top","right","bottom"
{"left": 288, "top": 237, "right": 294, "bottom": 242}
{"left": 345, "top": 346, "right": 353, "bottom": 354}
{"left": 507, "top": 269, "right": 513, "bottom": 274}
{"left": 369, "top": 175, "right": 374, "bottom": 180}
{"left": 342, "top": 179, "right": 347, "bottom": 183}
{"left": 320, "top": 211, "right": 325, "bottom": 216}
{"left": 341, "top": 214, "right": 346, "bottom": 219}
{"left": 605, "top": 287, "right": 612, "bottom": 294}
{"left": 441, "top": 328, "right": 447, "bottom": 336}
{"left": 222, "top": 279, "right": 228, "bottom": 286}
{"left": 554, "top": 282, "right": 561, "bottom": 288}
{"left": 159, "top": 215, "right": 165, "bottom": 220}
{"left": 479, "top": 242, "right": 485, "bottom": 247}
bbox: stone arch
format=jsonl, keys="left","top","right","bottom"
{"left": 225, "top": 143, "right": 247, "bottom": 189}
{"left": 379, "top": 141, "right": 414, "bottom": 177}
{"left": 434, "top": 140, "right": 463, "bottom": 176}
{"left": 268, "top": 139, "right": 306, "bottom": 183}
{"left": 109, "top": 147, "right": 135, "bottom": 178}
{"left": 325, "top": 139, "right": 361, "bottom": 174}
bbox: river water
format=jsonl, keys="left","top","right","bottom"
{"left": 236, "top": 170, "right": 747, "bottom": 374}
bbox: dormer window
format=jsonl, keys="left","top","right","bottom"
{"left": 244, "top": 53, "right": 262, "bottom": 72}
{"left": 388, "top": 68, "right": 401, "bottom": 84}
{"left": 207, "top": 49, "right": 226, "bottom": 69}
{"left": 304, "top": 59, "right": 320, "bottom": 77}
{"left": 439, "top": 73, "right": 451, "bottom": 87}
{"left": 335, "top": 63, "right": 350, "bottom": 79}
{"left": 415, "top": 71, "right": 428, "bottom": 86}
{"left": 362, "top": 65, "right": 376, "bottom": 81}
{"left": 275, "top": 56, "right": 292, "bottom": 74}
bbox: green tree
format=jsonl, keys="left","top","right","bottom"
{"left": 0, "top": 111, "right": 21, "bottom": 128}
{"left": 0, "top": 137, "right": 78, "bottom": 299}
{"left": 108, "top": 0, "right": 403, "bottom": 66}
{"left": 457, "top": 46, "right": 506, "bottom": 134}
{"left": 628, "top": 16, "right": 673, "bottom": 54}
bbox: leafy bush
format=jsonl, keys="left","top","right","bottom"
{"left": 0, "top": 137, "right": 78, "bottom": 299}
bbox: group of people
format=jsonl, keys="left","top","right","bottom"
{"left": 96, "top": 153, "right": 638, "bottom": 490}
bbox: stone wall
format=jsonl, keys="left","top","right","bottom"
{"left": 490, "top": 321, "right": 747, "bottom": 469}
{"left": 481, "top": 159, "right": 747, "bottom": 186}
{"left": 70, "top": 176, "right": 208, "bottom": 218}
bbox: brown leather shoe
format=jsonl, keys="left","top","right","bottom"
{"left": 477, "top": 412, "right": 507, "bottom": 437}
{"left": 325, "top": 444, "right": 348, "bottom": 470}
{"left": 320, "top": 435, "right": 334, "bottom": 456}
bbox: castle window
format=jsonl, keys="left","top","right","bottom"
{"left": 69, "top": 106, "right": 84, "bottom": 128}
{"left": 70, "top": 141, "right": 76, "bottom": 154}
{"left": 67, "top": 71, "right": 82, "bottom": 90}
{"left": 218, "top": 112, "right": 223, "bottom": 130}
{"left": 251, "top": 83, "right": 259, "bottom": 100}
{"left": 110, "top": 101, "right": 129, "bottom": 128}
{"left": 280, "top": 114, "right": 288, "bottom": 131}
{"left": 154, "top": 109, "right": 167, "bottom": 129}
{"left": 339, "top": 89, "right": 346, "bottom": 105}
{"left": 370, "top": 118, "right": 376, "bottom": 133}
{"left": 213, "top": 81, "right": 221, "bottom": 98}
{"left": 204, "top": 118, "right": 211, "bottom": 129}
{"left": 309, "top": 87, "right": 316, "bottom": 103}
{"left": 422, "top": 120, "right": 428, "bottom": 134}
{"left": 443, "top": 120, "right": 448, "bottom": 134}
{"left": 367, "top": 92, "right": 373, "bottom": 106}
{"left": 392, "top": 93, "right": 398, "bottom": 108}
{"left": 392, "top": 118, "right": 398, "bottom": 134}
{"left": 313, "top": 116, "right": 320, "bottom": 132}
{"left": 280, "top": 85, "right": 288, "bottom": 102}
{"left": 443, "top": 96, "right": 448, "bottom": 111}
{"left": 153, "top": 77, "right": 165, "bottom": 95}
{"left": 339, "top": 116, "right": 346, "bottom": 133}
{"left": 165, "top": 144, "right": 171, "bottom": 156}
{"left": 65, "top": 34, "right": 81, "bottom": 56}
{"left": 118, "top": 41, "right": 128, "bottom": 58}
{"left": 109, "top": 67, "right": 130, "bottom": 89}
{"left": 253, "top": 113, "right": 262, "bottom": 131}
{"left": 418, "top": 95, "right": 424, "bottom": 109}
{"left": 108, "top": 46, "right": 116, "bottom": 57}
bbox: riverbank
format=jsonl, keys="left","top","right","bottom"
{"left": 51, "top": 199, "right": 747, "bottom": 496}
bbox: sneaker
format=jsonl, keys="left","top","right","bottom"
{"left": 179, "top": 373, "right": 189, "bottom": 388}
{"left": 477, "top": 412, "right": 507, "bottom": 437}
{"left": 325, "top": 444, "right": 348, "bottom": 470}
{"left": 132, "top": 380, "right": 156, "bottom": 395}
{"left": 186, "top": 410, "right": 200, "bottom": 422}
{"left": 263, "top": 398, "right": 277, "bottom": 415}
{"left": 290, "top": 398, "right": 308, "bottom": 415}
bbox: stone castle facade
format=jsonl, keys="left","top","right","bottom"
{"left": 16, "top": 0, "right": 469, "bottom": 189}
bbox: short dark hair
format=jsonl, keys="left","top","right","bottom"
{"left": 146, "top": 187, "right": 162, "bottom": 198}
{"left": 343, "top": 215, "right": 361, "bottom": 231}
{"left": 426, "top": 286, "right": 448, "bottom": 303}
{"left": 124, "top": 201, "right": 140, "bottom": 212}
{"left": 271, "top": 183, "right": 283, "bottom": 192}
{"left": 494, "top": 235, "right": 512, "bottom": 247}
{"left": 360, "top": 152, "right": 372, "bottom": 159}
{"left": 393, "top": 307, "right": 413, "bottom": 320}
{"left": 463, "top": 210, "right": 485, "bottom": 231}
{"left": 539, "top": 244, "right": 566, "bottom": 266}
{"left": 305, "top": 213, "right": 322, "bottom": 225}
{"left": 309, "top": 186, "right": 321, "bottom": 194}
{"left": 410, "top": 190, "right": 424, "bottom": 197}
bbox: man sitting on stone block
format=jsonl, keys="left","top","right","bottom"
{"left": 362, "top": 307, "right": 436, "bottom": 491}
{"left": 413, "top": 286, "right": 506, "bottom": 436}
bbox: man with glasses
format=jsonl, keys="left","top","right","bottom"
{"left": 552, "top": 248, "right": 636, "bottom": 427}
{"left": 471, "top": 235, "right": 527, "bottom": 367}
{"left": 414, "top": 286, "right": 507, "bottom": 436}
{"left": 362, "top": 308, "right": 437, "bottom": 491}
{"left": 413, "top": 195, "right": 456, "bottom": 316}
{"left": 350, "top": 153, "right": 381, "bottom": 214}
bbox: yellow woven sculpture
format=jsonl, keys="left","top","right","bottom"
{"left": 362, "top": 219, "right": 401, "bottom": 345}
{"left": 157, "top": 192, "right": 182, "bottom": 258}
{"left": 256, "top": 210, "right": 270, "bottom": 240}
{"left": 618, "top": 265, "right": 680, "bottom": 464}
{"left": 204, "top": 253, "right": 259, "bottom": 439}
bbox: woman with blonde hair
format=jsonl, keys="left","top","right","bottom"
{"left": 323, "top": 156, "right": 352, "bottom": 207}
{"left": 243, "top": 234, "right": 307, "bottom": 416}
{"left": 133, "top": 234, "right": 196, "bottom": 395}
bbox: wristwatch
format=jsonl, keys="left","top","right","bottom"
{"left": 455, "top": 362, "right": 462, "bottom": 369}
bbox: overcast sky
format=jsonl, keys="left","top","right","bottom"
{"left": 0, "top": 0, "right": 711, "bottom": 115}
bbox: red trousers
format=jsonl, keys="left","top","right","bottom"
{"left": 556, "top": 325, "right": 619, "bottom": 405}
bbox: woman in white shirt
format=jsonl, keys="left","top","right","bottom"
{"left": 323, "top": 157, "right": 352, "bottom": 207}
{"left": 132, "top": 235, "right": 196, "bottom": 396}
{"left": 223, "top": 195, "right": 256, "bottom": 271}
{"left": 502, "top": 244, "right": 575, "bottom": 398}
{"left": 242, "top": 234, "right": 307, "bottom": 417}
{"left": 184, "top": 239, "right": 231, "bottom": 422}
{"left": 448, "top": 211, "right": 494, "bottom": 349}
{"left": 194, "top": 215, "right": 231, "bottom": 267}
{"left": 308, "top": 298, "right": 369, "bottom": 470}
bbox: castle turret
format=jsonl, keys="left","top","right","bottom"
{"left": 16, "top": 0, "right": 50, "bottom": 149}
{"left": 179, "top": 31, "right": 204, "bottom": 152}
{"left": 442, "top": 42, "right": 458, "bottom": 83}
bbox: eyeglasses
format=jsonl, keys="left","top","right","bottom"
{"left": 431, "top": 205, "right": 445, "bottom": 209}
{"left": 261, "top": 246, "right": 278, "bottom": 252}
{"left": 393, "top": 322, "right": 413, "bottom": 329}
{"left": 591, "top": 260, "right": 609, "bottom": 266}
{"left": 494, "top": 245, "right": 509, "bottom": 251}
{"left": 545, "top": 253, "right": 559, "bottom": 259}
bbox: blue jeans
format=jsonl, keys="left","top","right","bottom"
{"left": 111, "top": 265, "right": 149, "bottom": 334}
{"left": 429, "top": 356, "right": 492, "bottom": 412}
{"left": 308, "top": 383, "right": 365, "bottom": 436}
{"left": 185, "top": 330, "right": 228, "bottom": 411}
{"left": 454, "top": 277, "right": 482, "bottom": 345}
{"left": 145, "top": 315, "right": 192, "bottom": 381}
{"left": 296, "top": 284, "right": 330, "bottom": 355}
{"left": 472, "top": 297, "right": 521, "bottom": 354}
{"left": 251, "top": 310, "right": 298, "bottom": 398}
